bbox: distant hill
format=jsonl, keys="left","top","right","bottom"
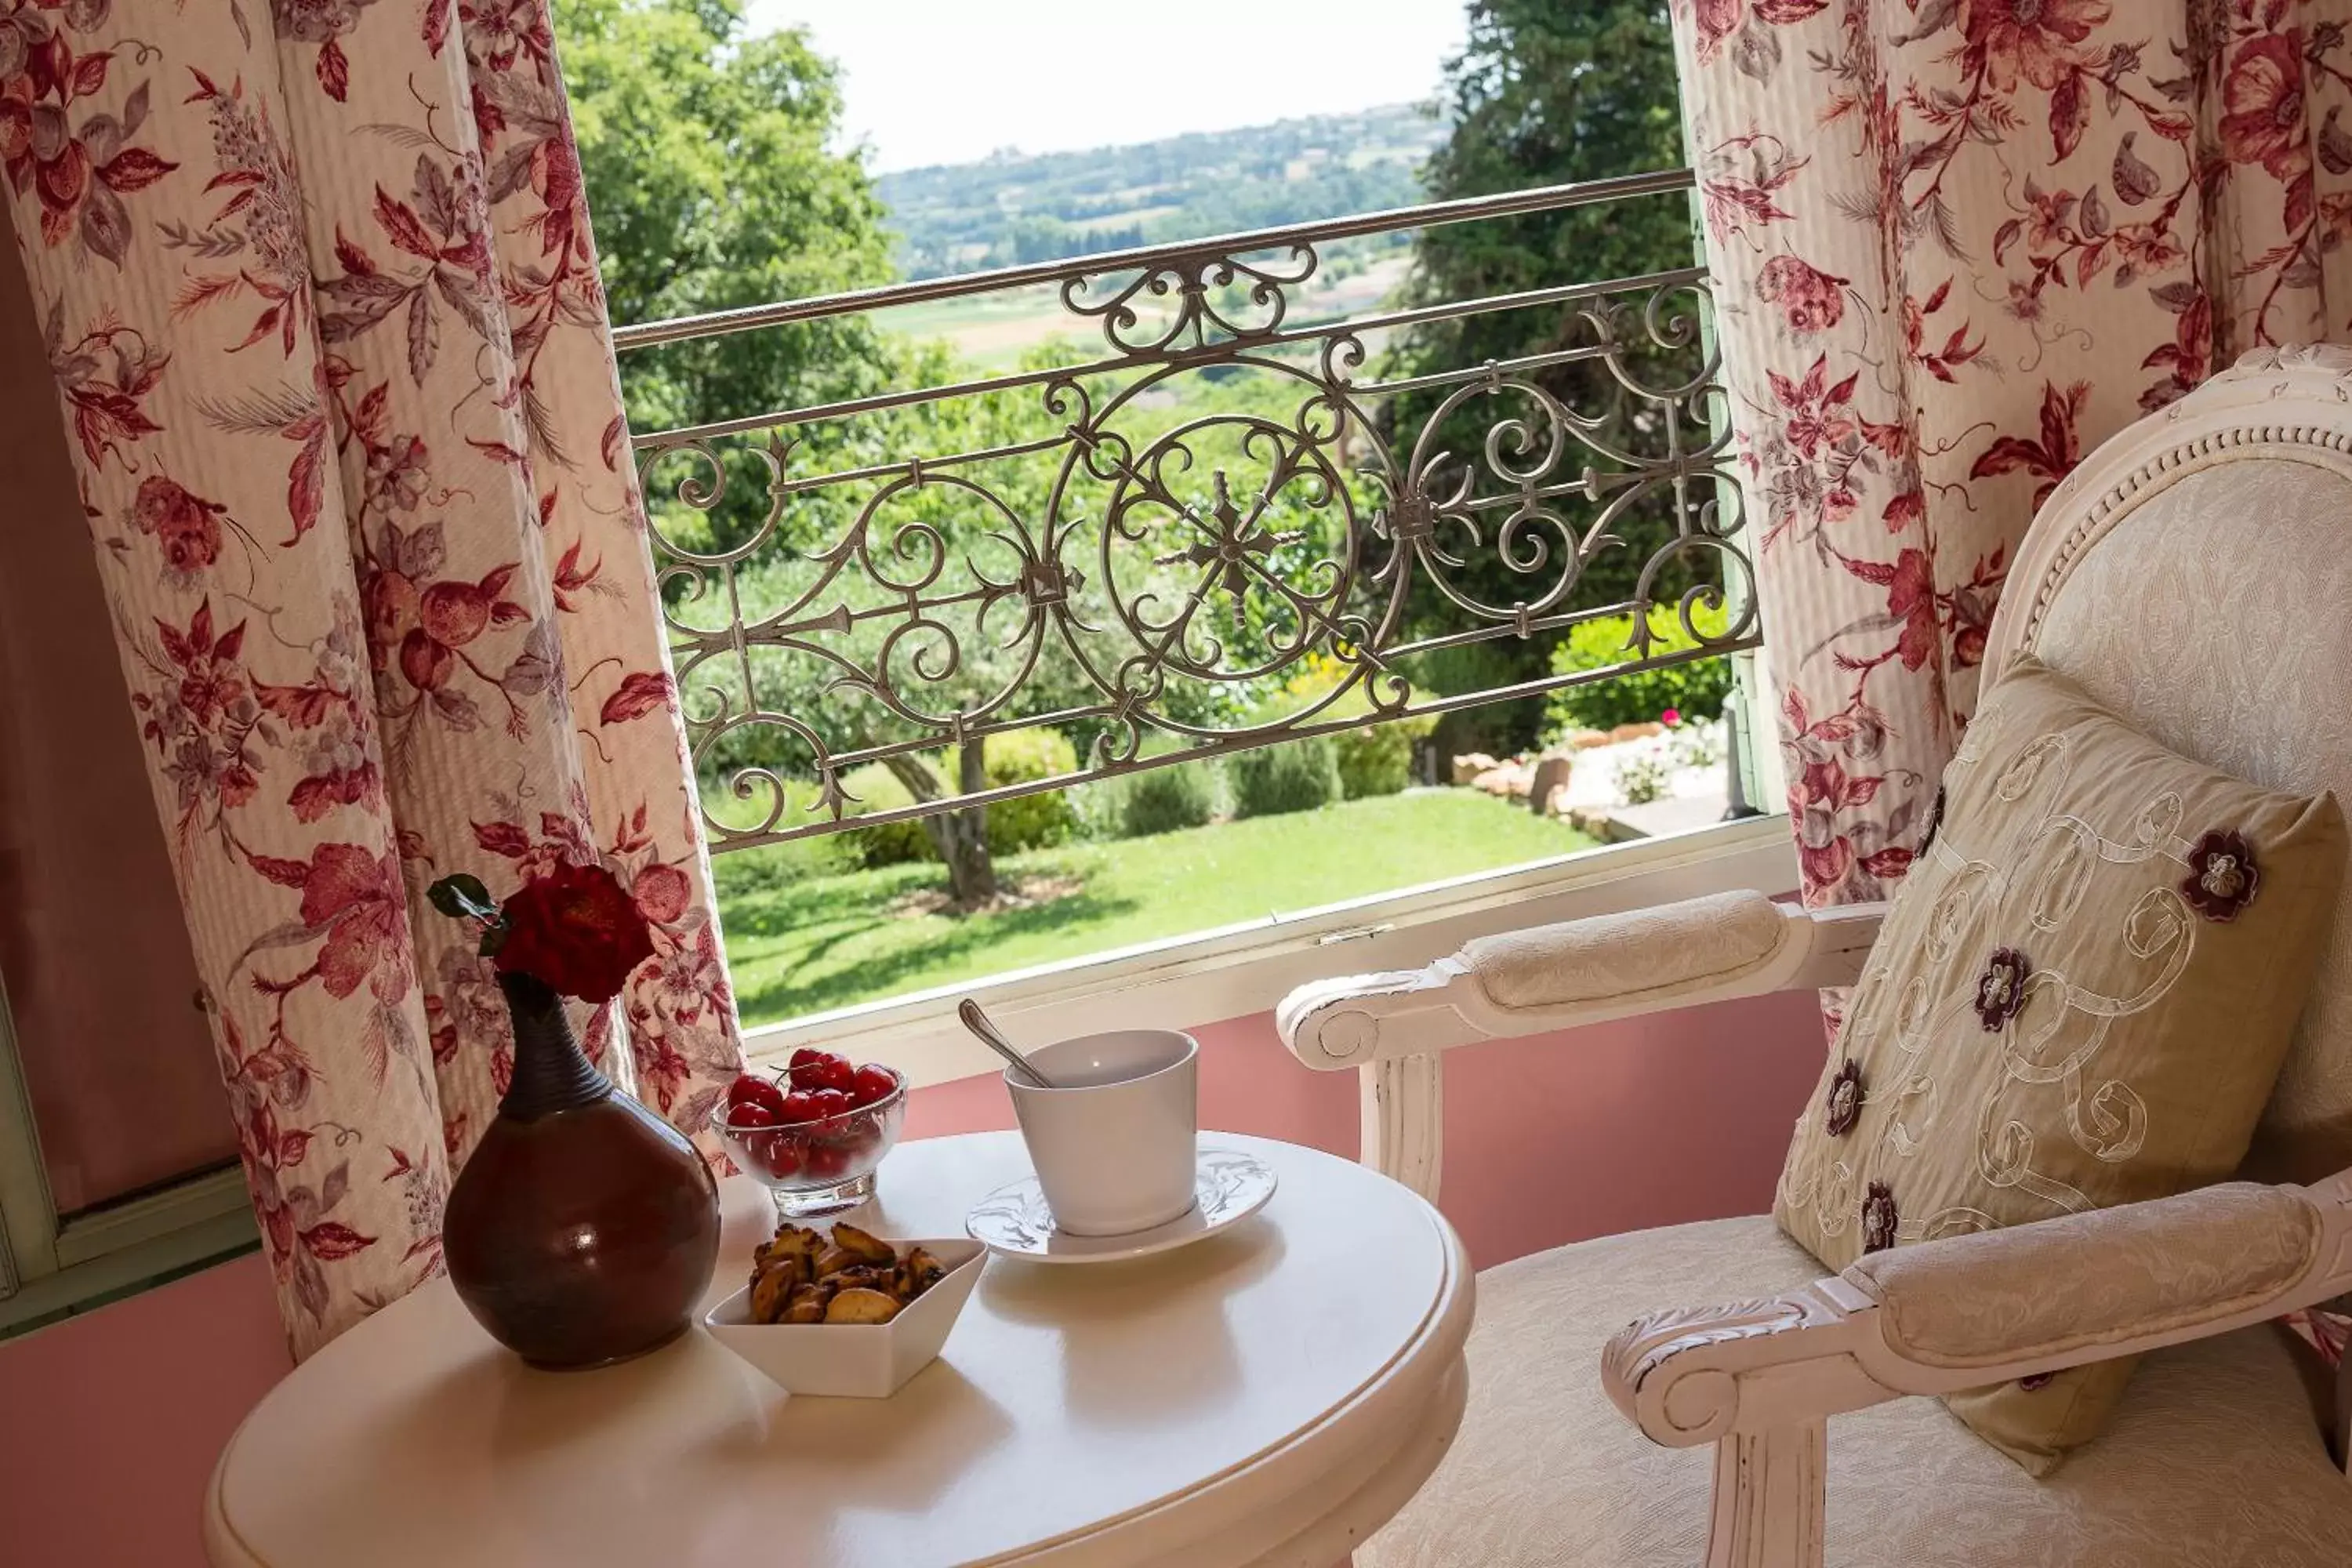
{"left": 874, "top": 103, "right": 1446, "bottom": 280}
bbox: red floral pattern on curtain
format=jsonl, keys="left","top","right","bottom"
{"left": 2, "top": 0, "right": 745, "bottom": 1356}
{"left": 1671, "top": 0, "right": 2352, "bottom": 909}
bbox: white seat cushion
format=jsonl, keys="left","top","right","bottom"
{"left": 1363, "top": 1217, "right": 2352, "bottom": 1568}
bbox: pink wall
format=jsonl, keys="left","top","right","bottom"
{"left": 910, "top": 992, "right": 1828, "bottom": 1271}
{"left": 0, "top": 1253, "right": 290, "bottom": 1568}
{"left": 0, "top": 991, "right": 1826, "bottom": 1567}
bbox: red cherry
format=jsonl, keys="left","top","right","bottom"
{"left": 779, "top": 1091, "right": 818, "bottom": 1124}
{"left": 759, "top": 1130, "right": 807, "bottom": 1178}
{"left": 815, "top": 1055, "right": 857, "bottom": 1094}
{"left": 727, "top": 1073, "right": 785, "bottom": 1114}
{"left": 727, "top": 1102, "right": 780, "bottom": 1131}
{"left": 848, "top": 1064, "right": 898, "bottom": 1107}
{"left": 787, "top": 1052, "right": 842, "bottom": 1091}
{"left": 808, "top": 1087, "right": 852, "bottom": 1121}
{"left": 805, "top": 1144, "right": 850, "bottom": 1178}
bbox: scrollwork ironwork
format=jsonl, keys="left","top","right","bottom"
{"left": 625, "top": 173, "right": 1759, "bottom": 853}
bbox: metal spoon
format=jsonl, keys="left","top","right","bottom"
{"left": 957, "top": 999, "right": 1058, "bottom": 1089}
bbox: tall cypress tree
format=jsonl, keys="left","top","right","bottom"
{"left": 1385, "top": 1, "right": 1700, "bottom": 753}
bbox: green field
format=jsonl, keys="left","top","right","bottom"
{"left": 873, "top": 285, "right": 1079, "bottom": 373}
{"left": 873, "top": 252, "right": 1415, "bottom": 375}
{"left": 714, "top": 789, "right": 1595, "bottom": 1027}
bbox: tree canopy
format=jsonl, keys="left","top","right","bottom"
{"left": 1383, "top": 0, "right": 1700, "bottom": 752}
{"left": 554, "top": 0, "right": 897, "bottom": 434}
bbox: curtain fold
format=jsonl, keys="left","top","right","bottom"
{"left": 2, "top": 0, "right": 742, "bottom": 1356}
{"left": 1671, "top": 0, "right": 2352, "bottom": 913}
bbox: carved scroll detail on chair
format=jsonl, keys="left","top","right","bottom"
{"left": 1610, "top": 1297, "right": 1831, "bottom": 1421}
{"left": 1277, "top": 894, "right": 1882, "bottom": 1217}
{"left": 1279, "top": 895, "right": 1886, "bottom": 1072}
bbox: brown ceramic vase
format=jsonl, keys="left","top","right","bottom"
{"left": 441, "top": 971, "right": 721, "bottom": 1370}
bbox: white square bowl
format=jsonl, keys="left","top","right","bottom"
{"left": 702, "top": 1236, "right": 986, "bottom": 1398}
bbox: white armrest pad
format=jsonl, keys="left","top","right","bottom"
{"left": 1842, "top": 1182, "right": 2321, "bottom": 1368}
{"left": 1458, "top": 889, "right": 1791, "bottom": 1011}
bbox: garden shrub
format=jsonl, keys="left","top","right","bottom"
{"left": 976, "top": 729, "right": 1080, "bottom": 854}
{"left": 840, "top": 764, "right": 930, "bottom": 868}
{"left": 1230, "top": 738, "right": 1341, "bottom": 818}
{"left": 1116, "top": 761, "right": 1219, "bottom": 837}
{"left": 1543, "top": 600, "right": 1737, "bottom": 735}
{"left": 1257, "top": 656, "right": 1441, "bottom": 800}
{"left": 839, "top": 728, "right": 1081, "bottom": 868}
{"left": 1332, "top": 714, "right": 1438, "bottom": 799}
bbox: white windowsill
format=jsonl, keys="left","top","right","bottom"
{"left": 741, "top": 814, "right": 1798, "bottom": 1089}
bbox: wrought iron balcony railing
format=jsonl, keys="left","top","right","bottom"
{"left": 618, "top": 168, "right": 1755, "bottom": 852}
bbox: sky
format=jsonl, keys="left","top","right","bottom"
{"left": 741, "top": 1, "right": 1471, "bottom": 173}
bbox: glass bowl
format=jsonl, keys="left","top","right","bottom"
{"left": 713, "top": 1068, "right": 907, "bottom": 1219}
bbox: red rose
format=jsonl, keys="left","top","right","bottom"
{"left": 492, "top": 861, "right": 656, "bottom": 1003}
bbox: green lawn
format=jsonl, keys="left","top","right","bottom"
{"left": 714, "top": 789, "right": 1596, "bottom": 1027}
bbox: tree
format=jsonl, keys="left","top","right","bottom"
{"left": 1384, "top": 0, "right": 1699, "bottom": 753}
{"left": 559, "top": 0, "right": 1021, "bottom": 903}
{"left": 554, "top": 0, "right": 898, "bottom": 437}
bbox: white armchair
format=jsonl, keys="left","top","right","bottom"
{"left": 1279, "top": 346, "right": 2352, "bottom": 1568}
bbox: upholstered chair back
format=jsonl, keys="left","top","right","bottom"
{"left": 1986, "top": 347, "right": 2352, "bottom": 1184}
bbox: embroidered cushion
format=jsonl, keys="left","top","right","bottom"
{"left": 1773, "top": 656, "right": 2346, "bottom": 1475}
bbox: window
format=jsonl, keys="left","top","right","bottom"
{"left": 583, "top": 2, "right": 1776, "bottom": 1056}
{"left": 0, "top": 236, "right": 255, "bottom": 1334}
{"left": 0, "top": 0, "right": 1788, "bottom": 1327}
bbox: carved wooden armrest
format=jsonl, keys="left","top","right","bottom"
{"left": 1278, "top": 892, "right": 1882, "bottom": 1203}
{"left": 1844, "top": 1182, "right": 2318, "bottom": 1370}
{"left": 1278, "top": 892, "right": 1884, "bottom": 1071}
{"left": 1599, "top": 1175, "right": 2351, "bottom": 1568}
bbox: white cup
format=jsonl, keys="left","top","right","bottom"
{"left": 1006, "top": 1029, "right": 1200, "bottom": 1236}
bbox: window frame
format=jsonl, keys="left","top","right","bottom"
{"left": 742, "top": 808, "right": 1798, "bottom": 1088}
{"left": 0, "top": 974, "right": 256, "bottom": 1338}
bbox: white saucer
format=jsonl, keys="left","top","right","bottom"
{"left": 966, "top": 1142, "right": 1277, "bottom": 1264}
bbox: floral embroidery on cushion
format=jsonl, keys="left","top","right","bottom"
{"left": 1974, "top": 946, "right": 2031, "bottom": 1031}
{"left": 1862, "top": 1181, "right": 1899, "bottom": 1254}
{"left": 2181, "top": 830, "right": 2259, "bottom": 922}
{"left": 1825, "top": 1058, "right": 1864, "bottom": 1137}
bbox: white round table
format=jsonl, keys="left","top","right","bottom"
{"left": 202, "top": 1132, "right": 1472, "bottom": 1568}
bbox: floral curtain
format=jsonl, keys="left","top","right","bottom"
{"left": 2, "top": 0, "right": 743, "bottom": 1355}
{"left": 1671, "top": 0, "right": 2352, "bottom": 912}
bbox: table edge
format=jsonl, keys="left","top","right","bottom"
{"left": 974, "top": 1193, "right": 1477, "bottom": 1566}
{"left": 202, "top": 1138, "right": 1476, "bottom": 1568}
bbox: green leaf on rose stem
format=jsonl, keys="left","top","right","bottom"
{"left": 477, "top": 919, "right": 510, "bottom": 959}
{"left": 426, "top": 873, "right": 502, "bottom": 925}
